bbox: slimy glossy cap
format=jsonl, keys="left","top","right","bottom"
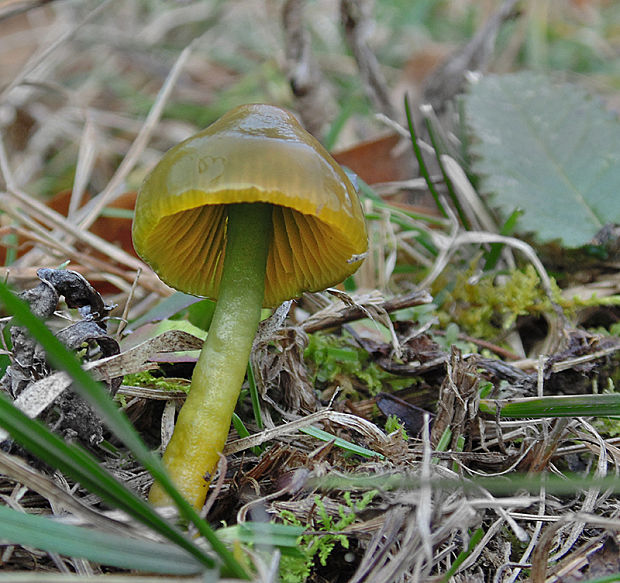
{"left": 132, "top": 104, "right": 368, "bottom": 307}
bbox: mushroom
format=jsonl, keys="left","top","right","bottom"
{"left": 132, "top": 104, "right": 367, "bottom": 508}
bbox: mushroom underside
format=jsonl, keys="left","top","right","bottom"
{"left": 141, "top": 202, "right": 364, "bottom": 306}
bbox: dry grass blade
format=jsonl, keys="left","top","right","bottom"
{"left": 0, "top": 179, "right": 145, "bottom": 275}
{"left": 0, "top": 0, "right": 112, "bottom": 100}
{"left": 75, "top": 42, "right": 195, "bottom": 231}
{"left": 0, "top": 450, "right": 132, "bottom": 535}
{"left": 224, "top": 409, "right": 389, "bottom": 456}
{"left": 347, "top": 506, "right": 409, "bottom": 583}
{"left": 68, "top": 115, "right": 98, "bottom": 218}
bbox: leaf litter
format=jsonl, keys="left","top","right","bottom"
{"left": 1, "top": 1, "right": 620, "bottom": 582}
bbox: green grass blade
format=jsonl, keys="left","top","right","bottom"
{"left": 581, "top": 574, "right": 620, "bottom": 583}
{"left": 0, "top": 391, "right": 212, "bottom": 570}
{"left": 129, "top": 291, "right": 201, "bottom": 330}
{"left": 314, "top": 469, "right": 620, "bottom": 497}
{"left": 0, "top": 281, "right": 248, "bottom": 578}
{"left": 232, "top": 412, "right": 251, "bottom": 439}
{"left": 232, "top": 412, "right": 262, "bottom": 457}
{"left": 247, "top": 361, "right": 263, "bottom": 430}
{"left": 300, "top": 426, "right": 384, "bottom": 459}
{"left": 442, "top": 527, "right": 484, "bottom": 582}
{"left": 0, "top": 505, "right": 202, "bottom": 574}
{"left": 483, "top": 208, "right": 522, "bottom": 270}
{"left": 479, "top": 393, "right": 620, "bottom": 418}
{"left": 218, "top": 522, "right": 306, "bottom": 556}
{"left": 423, "top": 114, "right": 469, "bottom": 228}
{"left": 404, "top": 94, "right": 447, "bottom": 218}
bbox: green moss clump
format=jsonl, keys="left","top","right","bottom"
{"left": 123, "top": 370, "right": 189, "bottom": 393}
{"left": 437, "top": 264, "right": 564, "bottom": 339}
{"left": 304, "top": 332, "right": 411, "bottom": 396}
{"left": 278, "top": 490, "right": 377, "bottom": 583}
{"left": 385, "top": 414, "right": 409, "bottom": 440}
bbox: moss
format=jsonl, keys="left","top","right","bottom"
{"left": 385, "top": 414, "right": 409, "bottom": 440}
{"left": 123, "top": 370, "right": 189, "bottom": 393}
{"left": 304, "top": 332, "right": 411, "bottom": 396}
{"left": 436, "top": 264, "right": 564, "bottom": 340}
{"left": 278, "top": 490, "right": 377, "bottom": 583}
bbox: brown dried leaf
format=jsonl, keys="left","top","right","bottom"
{"left": 252, "top": 326, "right": 317, "bottom": 415}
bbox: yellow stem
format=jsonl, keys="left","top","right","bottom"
{"left": 149, "top": 203, "right": 272, "bottom": 508}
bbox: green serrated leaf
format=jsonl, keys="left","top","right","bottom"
{"left": 465, "top": 72, "right": 620, "bottom": 247}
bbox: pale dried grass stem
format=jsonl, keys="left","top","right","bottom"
{"left": 0, "top": 1, "right": 112, "bottom": 102}
{"left": 76, "top": 40, "right": 196, "bottom": 231}
{"left": 68, "top": 114, "right": 98, "bottom": 218}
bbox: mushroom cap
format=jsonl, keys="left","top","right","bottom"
{"left": 132, "top": 104, "right": 368, "bottom": 307}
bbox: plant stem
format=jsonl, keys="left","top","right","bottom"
{"left": 149, "top": 203, "right": 272, "bottom": 509}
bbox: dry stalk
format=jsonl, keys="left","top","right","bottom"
{"left": 281, "top": 0, "right": 336, "bottom": 138}
{"left": 340, "top": 0, "right": 396, "bottom": 120}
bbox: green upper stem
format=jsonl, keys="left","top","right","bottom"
{"left": 149, "top": 202, "right": 272, "bottom": 509}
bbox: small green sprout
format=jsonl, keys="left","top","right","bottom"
{"left": 384, "top": 414, "right": 409, "bottom": 441}
{"left": 279, "top": 490, "right": 377, "bottom": 583}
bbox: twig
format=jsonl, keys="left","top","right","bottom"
{"left": 282, "top": 0, "right": 336, "bottom": 137}
{"left": 422, "top": 0, "right": 520, "bottom": 111}
{"left": 302, "top": 289, "right": 433, "bottom": 334}
{"left": 340, "top": 0, "right": 396, "bottom": 119}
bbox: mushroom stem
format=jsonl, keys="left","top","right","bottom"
{"left": 149, "top": 202, "right": 272, "bottom": 508}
